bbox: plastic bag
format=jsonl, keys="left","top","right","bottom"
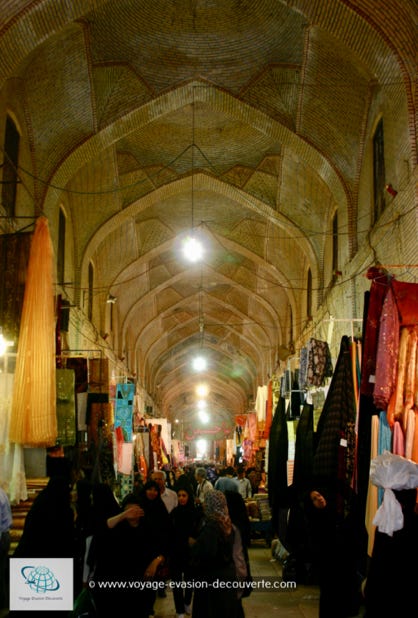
{"left": 370, "top": 450, "right": 418, "bottom": 536}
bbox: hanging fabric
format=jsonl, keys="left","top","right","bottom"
{"left": 115, "top": 382, "right": 135, "bottom": 442}
{"left": 312, "top": 336, "right": 356, "bottom": 486}
{"left": 292, "top": 402, "right": 314, "bottom": 489}
{"left": 267, "top": 396, "right": 288, "bottom": 540}
{"left": 9, "top": 217, "right": 57, "bottom": 447}
{"left": 56, "top": 368, "right": 76, "bottom": 446}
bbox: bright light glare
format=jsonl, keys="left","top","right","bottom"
{"left": 192, "top": 356, "right": 207, "bottom": 371}
{"left": 199, "top": 410, "right": 210, "bottom": 423}
{"left": 182, "top": 235, "right": 204, "bottom": 262}
{"left": 196, "top": 383, "right": 209, "bottom": 397}
{"left": 197, "top": 399, "right": 207, "bottom": 410}
{"left": 196, "top": 439, "right": 208, "bottom": 457}
{"left": 0, "top": 331, "right": 13, "bottom": 356}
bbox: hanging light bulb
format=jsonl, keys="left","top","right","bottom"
{"left": 196, "top": 383, "right": 209, "bottom": 397}
{"left": 182, "top": 234, "right": 204, "bottom": 262}
{"left": 192, "top": 355, "right": 207, "bottom": 371}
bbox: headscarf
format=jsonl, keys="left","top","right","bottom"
{"left": 204, "top": 489, "right": 232, "bottom": 537}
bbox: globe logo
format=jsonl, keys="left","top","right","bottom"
{"left": 21, "top": 565, "right": 60, "bottom": 593}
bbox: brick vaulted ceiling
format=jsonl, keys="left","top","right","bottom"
{"left": 0, "top": 1, "right": 416, "bottom": 432}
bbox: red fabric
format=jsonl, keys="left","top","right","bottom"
{"left": 391, "top": 280, "right": 418, "bottom": 326}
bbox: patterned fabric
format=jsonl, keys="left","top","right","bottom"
{"left": 373, "top": 287, "right": 400, "bottom": 410}
{"left": 204, "top": 489, "right": 232, "bottom": 537}
{"left": 115, "top": 382, "right": 134, "bottom": 442}
{"left": 306, "top": 338, "right": 333, "bottom": 387}
{"left": 360, "top": 273, "right": 390, "bottom": 397}
{"left": 313, "top": 336, "right": 356, "bottom": 482}
{"left": 298, "top": 346, "right": 308, "bottom": 391}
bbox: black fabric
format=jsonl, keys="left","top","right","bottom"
{"left": 364, "top": 489, "right": 418, "bottom": 617}
{"left": 313, "top": 336, "right": 356, "bottom": 483}
{"left": 293, "top": 402, "right": 314, "bottom": 489}
{"left": 305, "top": 489, "right": 364, "bottom": 618}
{"left": 267, "top": 396, "right": 289, "bottom": 540}
{"left": 190, "top": 521, "right": 238, "bottom": 618}
{"left": 14, "top": 476, "right": 74, "bottom": 559}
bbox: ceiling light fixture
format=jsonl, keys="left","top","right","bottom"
{"left": 196, "top": 383, "right": 209, "bottom": 397}
{"left": 192, "top": 355, "right": 207, "bottom": 372}
{"left": 182, "top": 96, "right": 204, "bottom": 263}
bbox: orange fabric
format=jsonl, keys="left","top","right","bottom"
{"left": 9, "top": 217, "right": 57, "bottom": 447}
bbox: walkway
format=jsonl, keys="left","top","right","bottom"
{"left": 154, "top": 541, "right": 321, "bottom": 618}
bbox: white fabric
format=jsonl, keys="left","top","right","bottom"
{"left": 370, "top": 450, "right": 418, "bottom": 536}
{"left": 0, "top": 373, "right": 27, "bottom": 503}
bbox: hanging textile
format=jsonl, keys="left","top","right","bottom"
{"left": 267, "top": 397, "right": 288, "bottom": 540}
{"left": 264, "top": 381, "right": 273, "bottom": 438}
{"left": 0, "top": 373, "right": 27, "bottom": 503}
{"left": 56, "top": 368, "right": 76, "bottom": 446}
{"left": 360, "top": 269, "right": 391, "bottom": 397}
{"left": 306, "top": 337, "right": 333, "bottom": 387}
{"left": 312, "top": 336, "right": 356, "bottom": 485}
{"left": 0, "top": 232, "right": 31, "bottom": 346}
{"left": 365, "top": 414, "right": 379, "bottom": 556}
{"left": 115, "top": 382, "right": 135, "bottom": 442}
{"left": 255, "top": 384, "right": 268, "bottom": 422}
{"left": 292, "top": 402, "right": 314, "bottom": 489}
{"left": 88, "top": 357, "right": 109, "bottom": 393}
{"left": 373, "top": 287, "right": 400, "bottom": 410}
{"left": 9, "top": 217, "right": 57, "bottom": 446}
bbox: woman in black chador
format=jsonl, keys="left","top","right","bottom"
{"left": 305, "top": 484, "right": 365, "bottom": 618}
{"left": 190, "top": 489, "right": 238, "bottom": 618}
{"left": 14, "top": 475, "right": 74, "bottom": 559}
{"left": 169, "top": 482, "right": 201, "bottom": 616}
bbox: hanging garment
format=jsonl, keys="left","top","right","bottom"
{"left": 292, "top": 402, "right": 314, "bottom": 489}
{"left": 365, "top": 414, "right": 379, "bottom": 556}
{"left": 313, "top": 336, "right": 356, "bottom": 484}
{"left": 88, "top": 358, "right": 109, "bottom": 393}
{"left": 360, "top": 272, "right": 391, "bottom": 397}
{"left": 373, "top": 287, "right": 400, "bottom": 411}
{"left": 264, "top": 380, "right": 273, "bottom": 438}
{"left": 306, "top": 338, "right": 333, "bottom": 387}
{"left": 115, "top": 382, "right": 135, "bottom": 442}
{"left": 298, "top": 346, "right": 308, "bottom": 391}
{"left": 0, "top": 373, "right": 27, "bottom": 503}
{"left": 392, "top": 421, "right": 405, "bottom": 456}
{"left": 377, "top": 411, "right": 392, "bottom": 506}
{"left": 255, "top": 385, "right": 268, "bottom": 422}
{"left": 405, "top": 409, "right": 415, "bottom": 460}
{"left": 268, "top": 397, "right": 288, "bottom": 538}
{"left": 391, "top": 279, "right": 418, "bottom": 325}
{"left": 387, "top": 327, "right": 409, "bottom": 428}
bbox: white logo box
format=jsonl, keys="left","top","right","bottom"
{"left": 9, "top": 558, "right": 74, "bottom": 611}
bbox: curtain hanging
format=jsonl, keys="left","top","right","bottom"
{"left": 9, "top": 216, "right": 57, "bottom": 447}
